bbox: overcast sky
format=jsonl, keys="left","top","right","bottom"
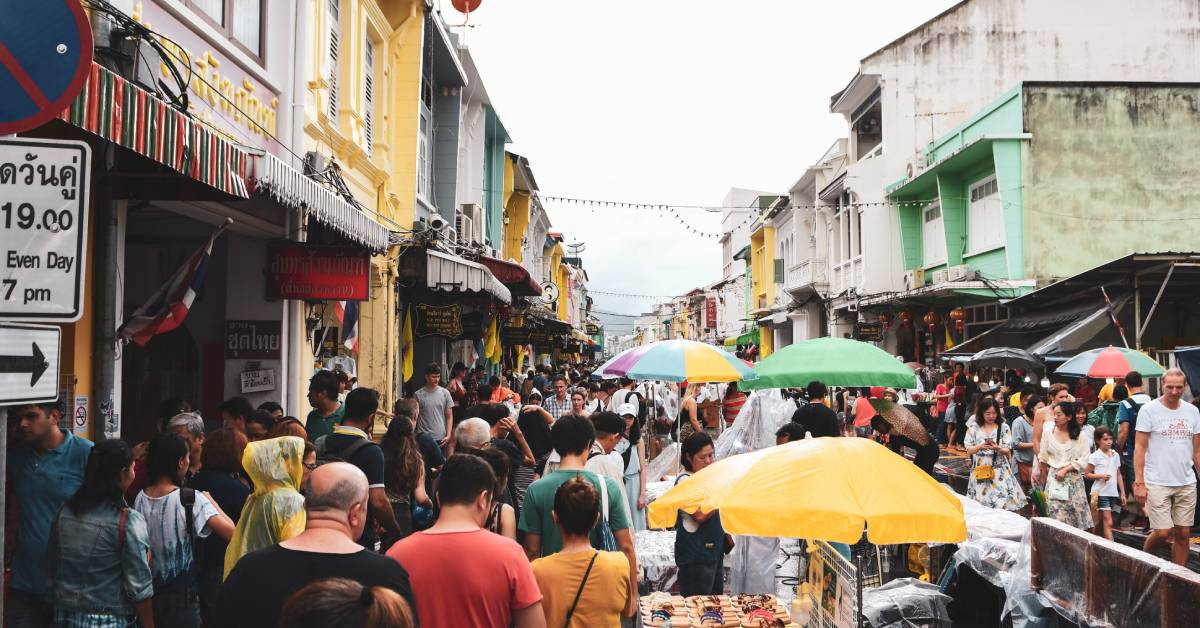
{"left": 440, "top": 0, "right": 959, "bottom": 328}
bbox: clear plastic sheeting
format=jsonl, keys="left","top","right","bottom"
{"left": 646, "top": 442, "right": 681, "bottom": 484}
{"left": 950, "top": 538, "right": 1022, "bottom": 589}
{"left": 726, "top": 535, "right": 780, "bottom": 595}
{"left": 861, "top": 578, "right": 953, "bottom": 628}
{"left": 713, "top": 389, "right": 795, "bottom": 460}
{"left": 932, "top": 484, "right": 1029, "bottom": 545}
{"left": 1006, "top": 516, "right": 1200, "bottom": 627}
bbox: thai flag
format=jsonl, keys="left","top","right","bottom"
{"left": 341, "top": 300, "right": 360, "bottom": 352}
{"left": 117, "top": 219, "right": 230, "bottom": 347}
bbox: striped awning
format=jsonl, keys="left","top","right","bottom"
{"left": 59, "top": 62, "right": 249, "bottom": 198}
{"left": 426, "top": 249, "right": 511, "bottom": 304}
{"left": 252, "top": 153, "right": 391, "bottom": 253}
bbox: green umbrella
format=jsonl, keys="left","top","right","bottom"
{"left": 742, "top": 337, "right": 917, "bottom": 390}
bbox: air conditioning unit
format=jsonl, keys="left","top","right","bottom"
{"left": 930, "top": 269, "right": 949, "bottom": 285}
{"left": 454, "top": 213, "right": 472, "bottom": 245}
{"left": 902, "top": 269, "right": 926, "bottom": 291}
{"left": 457, "top": 203, "right": 486, "bottom": 245}
{"left": 947, "top": 264, "right": 973, "bottom": 282}
{"left": 905, "top": 153, "right": 929, "bottom": 179}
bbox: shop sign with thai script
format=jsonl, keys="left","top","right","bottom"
{"left": 240, "top": 368, "right": 277, "bottom": 393}
{"left": 225, "top": 320, "right": 281, "bottom": 359}
{"left": 855, "top": 322, "right": 884, "bottom": 342}
{"left": 705, "top": 296, "right": 717, "bottom": 329}
{"left": 267, "top": 244, "right": 370, "bottom": 301}
{"left": 414, "top": 303, "right": 462, "bottom": 338}
{"left": 135, "top": 1, "right": 281, "bottom": 153}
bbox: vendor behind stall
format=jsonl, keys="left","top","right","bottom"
{"left": 673, "top": 433, "right": 733, "bottom": 596}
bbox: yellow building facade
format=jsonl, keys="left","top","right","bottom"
{"left": 749, "top": 223, "right": 776, "bottom": 357}
{"left": 302, "top": 0, "right": 428, "bottom": 409}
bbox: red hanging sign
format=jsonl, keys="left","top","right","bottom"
{"left": 705, "top": 296, "right": 717, "bottom": 328}
{"left": 266, "top": 244, "right": 370, "bottom": 301}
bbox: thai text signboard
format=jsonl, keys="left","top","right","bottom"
{"left": 225, "top": 320, "right": 282, "bottom": 359}
{"left": 267, "top": 244, "right": 370, "bottom": 301}
{"left": 414, "top": 303, "right": 462, "bottom": 338}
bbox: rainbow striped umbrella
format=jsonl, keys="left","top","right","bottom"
{"left": 1054, "top": 346, "right": 1165, "bottom": 378}
{"left": 595, "top": 339, "right": 757, "bottom": 383}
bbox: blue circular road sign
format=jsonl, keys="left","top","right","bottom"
{"left": 0, "top": 0, "right": 94, "bottom": 135}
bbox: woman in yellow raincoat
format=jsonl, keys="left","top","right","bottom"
{"left": 223, "top": 436, "right": 307, "bottom": 578}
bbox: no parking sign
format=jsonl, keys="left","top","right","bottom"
{"left": 0, "top": 0, "right": 93, "bottom": 135}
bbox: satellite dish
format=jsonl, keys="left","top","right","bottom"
{"left": 541, "top": 282, "right": 559, "bottom": 305}
{"left": 452, "top": 0, "right": 482, "bottom": 13}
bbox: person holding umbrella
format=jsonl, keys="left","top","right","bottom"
{"left": 673, "top": 433, "right": 731, "bottom": 596}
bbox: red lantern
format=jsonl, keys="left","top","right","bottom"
{"left": 949, "top": 306, "right": 967, "bottom": 333}
{"left": 452, "top": 0, "right": 483, "bottom": 13}
{"left": 898, "top": 310, "right": 913, "bottom": 328}
{"left": 922, "top": 311, "right": 938, "bottom": 332}
{"left": 878, "top": 312, "right": 891, "bottom": 332}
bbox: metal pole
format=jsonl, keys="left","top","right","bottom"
{"left": 0, "top": 406, "right": 6, "bottom": 621}
{"left": 1138, "top": 263, "right": 1175, "bottom": 344}
{"left": 855, "top": 533, "right": 866, "bottom": 628}
{"left": 1134, "top": 276, "right": 1142, "bottom": 350}
{"left": 93, "top": 173, "right": 118, "bottom": 441}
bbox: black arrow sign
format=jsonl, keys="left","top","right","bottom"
{"left": 0, "top": 342, "right": 49, "bottom": 387}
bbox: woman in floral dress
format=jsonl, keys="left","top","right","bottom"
{"left": 964, "top": 397, "right": 1027, "bottom": 511}
{"left": 1038, "top": 401, "right": 1094, "bottom": 530}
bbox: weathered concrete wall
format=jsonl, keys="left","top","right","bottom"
{"left": 864, "top": 0, "right": 1200, "bottom": 174}
{"left": 1023, "top": 84, "right": 1200, "bottom": 282}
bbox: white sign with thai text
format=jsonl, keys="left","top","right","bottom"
{"left": 0, "top": 137, "right": 90, "bottom": 322}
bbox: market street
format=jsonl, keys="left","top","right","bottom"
{"left": 3, "top": 1, "right": 1200, "bottom": 627}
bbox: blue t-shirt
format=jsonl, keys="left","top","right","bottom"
{"left": 8, "top": 429, "right": 93, "bottom": 594}
{"left": 1117, "top": 394, "right": 1152, "bottom": 458}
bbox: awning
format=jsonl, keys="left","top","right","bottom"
{"left": 943, "top": 296, "right": 1129, "bottom": 359}
{"left": 477, "top": 256, "right": 542, "bottom": 296}
{"left": 253, "top": 154, "right": 390, "bottom": 253}
{"left": 424, "top": 249, "right": 511, "bottom": 304}
{"left": 736, "top": 328, "right": 761, "bottom": 346}
{"left": 60, "top": 62, "right": 249, "bottom": 198}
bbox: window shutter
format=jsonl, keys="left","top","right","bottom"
{"left": 774, "top": 258, "right": 785, "bottom": 283}
{"left": 363, "top": 39, "right": 374, "bottom": 151}
{"left": 327, "top": 0, "right": 340, "bottom": 118}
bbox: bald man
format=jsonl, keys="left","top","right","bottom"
{"left": 215, "top": 463, "right": 417, "bottom": 628}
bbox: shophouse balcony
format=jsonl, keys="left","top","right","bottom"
{"left": 785, "top": 258, "right": 828, "bottom": 296}
{"left": 831, "top": 256, "right": 864, "bottom": 296}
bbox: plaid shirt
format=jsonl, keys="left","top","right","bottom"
{"left": 543, "top": 394, "right": 570, "bottom": 421}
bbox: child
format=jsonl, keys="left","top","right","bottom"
{"left": 1084, "top": 427, "right": 1126, "bottom": 541}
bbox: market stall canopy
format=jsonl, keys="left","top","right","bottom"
{"left": 1054, "top": 346, "right": 1165, "bottom": 378}
{"left": 477, "top": 256, "right": 542, "bottom": 297}
{"left": 742, "top": 337, "right": 916, "bottom": 390}
{"left": 968, "top": 347, "right": 1041, "bottom": 370}
{"left": 648, "top": 437, "right": 966, "bottom": 544}
{"left": 595, "top": 339, "right": 757, "bottom": 383}
{"left": 941, "top": 296, "right": 1129, "bottom": 362}
{"left": 400, "top": 248, "right": 511, "bottom": 304}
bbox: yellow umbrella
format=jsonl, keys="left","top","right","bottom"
{"left": 648, "top": 437, "right": 966, "bottom": 545}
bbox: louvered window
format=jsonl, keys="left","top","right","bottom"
{"left": 363, "top": 39, "right": 375, "bottom": 152}
{"left": 327, "top": 0, "right": 340, "bottom": 118}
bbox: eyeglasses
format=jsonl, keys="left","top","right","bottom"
{"left": 303, "top": 462, "right": 318, "bottom": 470}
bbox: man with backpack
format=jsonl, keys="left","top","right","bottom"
{"left": 315, "top": 387, "right": 403, "bottom": 551}
{"left": 1117, "top": 371, "right": 1152, "bottom": 527}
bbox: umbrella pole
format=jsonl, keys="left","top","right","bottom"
{"left": 854, "top": 531, "right": 868, "bottom": 628}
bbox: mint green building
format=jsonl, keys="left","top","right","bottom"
{"left": 887, "top": 82, "right": 1200, "bottom": 298}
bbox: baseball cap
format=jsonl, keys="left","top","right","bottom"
{"left": 617, "top": 402, "right": 637, "bottom": 417}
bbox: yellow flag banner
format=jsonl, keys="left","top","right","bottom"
{"left": 402, "top": 305, "right": 414, "bottom": 381}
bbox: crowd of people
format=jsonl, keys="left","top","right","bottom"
{"left": 6, "top": 355, "right": 1199, "bottom": 627}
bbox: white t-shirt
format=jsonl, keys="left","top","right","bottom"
{"left": 1087, "top": 449, "right": 1121, "bottom": 497}
{"left": 1135, "top": 398, "right": 1200, "bottom": 487}
{"left": 610, "top": 389, "right": 640, "bottom": 417}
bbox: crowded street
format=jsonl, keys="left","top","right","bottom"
{"left": 3, "top": 0, "right": 1200, "bottom": 627}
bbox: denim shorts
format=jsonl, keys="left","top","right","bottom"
{"left": 1097, "top": 495, "right": 1121, "bottom": 511}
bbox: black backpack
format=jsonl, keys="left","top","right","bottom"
{"left": 314, "top": 434, "right": 374, "bottom": 466}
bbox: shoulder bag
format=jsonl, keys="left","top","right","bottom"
{"left": 562, "top": 552, "right": 599, "bottom": 628}
{"left": 595, "top": 474, "right": 619, "bottom": 552}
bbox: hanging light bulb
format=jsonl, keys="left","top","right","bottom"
{"left": 1024, "top": 375, "right": 1031, "bottom": 383}
{"left": 1040, "top": 377, "right": 1051, "bottom": 389}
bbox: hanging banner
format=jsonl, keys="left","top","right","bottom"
{"left": 705, "top": 296, "right": 717, "bottom": 328}
{"left": 267, "top": 244, "right": 370, "bottom": 301}
{"left": 414, "top": 303, "right": 463, "bottom": 338}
